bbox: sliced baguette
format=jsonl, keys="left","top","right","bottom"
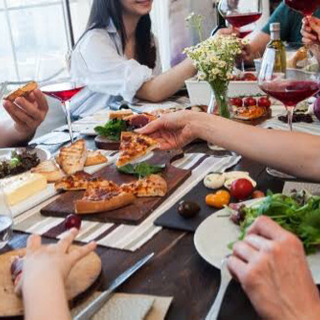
{"left": 58, "top": 139, "right": 87, "bottom": 175}
{"left": 4, "top": 81, "right": 38, "bottom": 102}
{"left": 31, "top": 160, "right": 65, "bottom": 183}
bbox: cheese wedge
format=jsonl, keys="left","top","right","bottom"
{"left": 2, "top": 173, "right": 47, "bottom": 206}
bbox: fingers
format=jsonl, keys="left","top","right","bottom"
{"left": 33, "top": 89, "right": 49, "bottom": 112}
{"left": 57, "top": 228, "right": 78, "bottom": 252}
{"left": 15, "top": 97, "right": 42, "bottom": 120}
{"left": 68, "top": 241, "right": 97, "bottom": 265}
{"left": 246, "top": 216, "right": 285, "bottom": 240}
{"left": 244, "top": 234, "right": 271, "bottom": 251}
{"left": 26, "top": 234, "right": 42, "bottom": 255}
{"left": 233, "top": 241, "right": 258, "bottom": 263}
{"left": 136, "top": 118, "right": 165, "bottom": 135}
{"left": 227, "top": 255, "right": 247, "bottom": 281}
{"left": 4, "top": 102, "right": 37, "bottom": 129}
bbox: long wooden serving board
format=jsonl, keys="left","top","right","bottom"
{"left": 41, "top": 151, "right": 191, "bottom": 225}
{"left": 0, "top": 247, "right": 101, "bottom": 317}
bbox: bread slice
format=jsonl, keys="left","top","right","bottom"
{"left": 85, "top": 150, "right": 108, "bottom": 167}
{"left": 75, "top": 190, "right": 135, "bottom": 214}
{"left": 31, "top": 160, "right": 65, "bottom": 183}
{"left": 4, "top": 81, "right": 38, "bottom": 102}
{"left": 57, "top": 139, "right": 87, "bottom": 175}
{"left": 109, "top": 109, "right": 133, "bottom": 120}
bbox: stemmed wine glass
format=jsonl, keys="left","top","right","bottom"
{"left": 42, "top": 80, "right": 84, "bottom": 143}
{"left": 218, "top": 0, "right": 263, "bottom": 39}
{"left": 258, "top": 43, "right": 320, "bottom": 177}
{"left": 285, "top": 0, "right": 320, "bottom": 17}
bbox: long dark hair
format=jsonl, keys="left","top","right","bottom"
{"left": 84, "top": 0, "right": 156, "bottom": 69}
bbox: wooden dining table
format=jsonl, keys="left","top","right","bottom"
{"left": 3, "top": 137, "right": 316, "bottom": 320}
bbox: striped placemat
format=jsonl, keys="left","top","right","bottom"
{"left": 13, "top": 153, "right": 241, "bottom": 252}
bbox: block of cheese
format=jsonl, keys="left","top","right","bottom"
{"left": 2, "top": 172, "right": 47, "bottom": 206}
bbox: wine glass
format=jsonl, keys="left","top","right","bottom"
{"left": 0, "top": 185, "right": 13, "bottom": 250}
{"left": 285, "top": 0, "right": 320, "bottom": 17}
{"left": 258, "top": 43, "right": 320, "bottom": 177}
{"left": 218, "top": 0, "right": 262, "bottom": 70}
{"left": 42, "top": 80, "right": 84, "bottom": 143}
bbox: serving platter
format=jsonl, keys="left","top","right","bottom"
{"left": 41, "top": 150, "right": 191, "bottom": 225}
{"left": 194, "top": 200, "right": 320, "bottom": 284}
{"left": 0, "top": 247, "right": 101, "bottom": 317}
{"left": 0, "top": 147, "right": 51, "bottom": 163}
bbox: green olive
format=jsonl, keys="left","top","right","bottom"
{"left": 178, "top": 201, "right": 201, "bottom": 219}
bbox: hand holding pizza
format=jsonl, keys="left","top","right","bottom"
{"left": 136, "top": 111, "right": 201, "bottom": 150}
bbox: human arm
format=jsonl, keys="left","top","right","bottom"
{"left": 301, "top": 17, "right": 320, "bottom": 63}
{"left": 21, "top": 229, "right": 96, "bottom": 320}
{"left": 1, "top": 89, "right": 48, "bottom": 147}
{"left": 227, "top": 216, "right": 320, "bottom": 320}
{"left": 137, "top": 111, "right": 320, "bottom": 181}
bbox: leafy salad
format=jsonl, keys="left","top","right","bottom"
{"left": 231, "top": 190, "right": 320, "bottom": 255}
{"left": 94, "top": 119, "right": 128, "bottom": 141}
{"left": 117, "top": 163, "right": 165, "bottom": 178}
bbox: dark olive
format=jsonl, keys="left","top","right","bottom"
{"left": 178, "top": 201, "right": 201, "bottom": 219}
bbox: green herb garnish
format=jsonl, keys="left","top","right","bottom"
{"left": 118, "top": 163, "right": 165, "bottom": 178}
{"left": 94, "top": 119, "right": 127, "bottom": 141}
{"left": 237, "top": 190, "right": 320, "bottom": 255}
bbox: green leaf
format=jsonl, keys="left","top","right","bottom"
{"left": 117, "top": 162, "right": 165, "bottom": 178}
{"left": 94, "top": 119, "right": 127, "bottom": 141}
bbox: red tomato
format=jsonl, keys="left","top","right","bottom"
{"left": 258, "top": 97, "right": 271, "bottom": 108}
{"left": 230, "top": 179, "right": 254, "bottom": 200}
{"left": 252, "top": 190, "right": 265, "bottom": 199}
{"left": 243, "top": 73, "right": 257, "bottom": 81}
{"left": 244, "top": 97, "right": 257, "bottom": 107}
{"left": 230, "top": 97, "right": 243, "bottom": 107}
{"left": 64, "top": 214, "right": 82, "bottom": 230}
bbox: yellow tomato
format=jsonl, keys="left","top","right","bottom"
{"left": 206, "top": 190, "right": 231, "bottom": 209}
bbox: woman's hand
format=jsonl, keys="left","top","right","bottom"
{"left": 227, "top": 216, "right": 320, "bottom": 320}
{"left": 301, "top": 17, "right": 320, "bottom": 45}
{"left": 136, "top": 111, "right": 201, "bottom": 150}
{"left": 3, "top": 89, "right": 48, "bottom": 140}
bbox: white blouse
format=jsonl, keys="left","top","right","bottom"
{"left": 70, "top": 19, "right": 162, "bottom": 118}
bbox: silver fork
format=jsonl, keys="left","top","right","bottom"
{"left": 205, "top": 257, "right": 232, "bottom": 320}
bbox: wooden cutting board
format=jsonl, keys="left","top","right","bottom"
{"left": 0, "top": 247, "right": 101, "bottom": 317}
{"left": 41, "top": 150, "right": 191, "bottom": 225}
{"left": 95, "top": 135, "right": 120, "bottom": 150}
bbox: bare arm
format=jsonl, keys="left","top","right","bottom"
{"left": 136, "top": 58, "right": 196, "bottom": 102}
{"left": 244, "top": 32, "right": 270, "bottom": 62}
{"left": 139, "top": 111, "right": 320, "bottom": 181}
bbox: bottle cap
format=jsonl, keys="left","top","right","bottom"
{"left": 270, "top": 22, "right": 280, "bottom": 32}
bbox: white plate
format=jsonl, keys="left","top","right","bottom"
{"left": 194, "top": 201, "right": 320, "bottom": 284}
{"left": 0, "top": 147, "right": 51, "bottom": 163}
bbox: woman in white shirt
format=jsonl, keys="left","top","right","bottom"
{"left": 70, "top": 0, "right": 197, "bottom": 118}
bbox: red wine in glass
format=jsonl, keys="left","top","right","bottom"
{"left": 42, "top": 82, "right": 84, "bottom": 143}
{"left": 260, "top": 80, "right": 320, "bottom": 130}
{"left": 285, "top": 0, "right": 320, "bottom": 16}
{"left": 225, "top": 12, "right": 262, "bottom": 28}
{"left": 239, "top": 29, "right": 253, "bottom": 39}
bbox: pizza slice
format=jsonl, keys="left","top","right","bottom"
{"left": 116, "top": 132, "right": 159, "bottom": 167}
{"left": 121, "top": 174, "right": 167, "bottom": 197}
{"left": 54, "top": 171, "right": 93, "bottom": 191}
{"left": 85, "top": 150, "right": 108, "bottom": 167}
{"left": 75, "top": 188, "right": 135, "bottom": 214}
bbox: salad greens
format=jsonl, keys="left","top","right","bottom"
{"left": 238, "top": 190, "right": 320, "bottom": 255}
{"left": 117, "top": 163, "right": 165, "bottom": 178}
{"left": 94, "top": 119, "right": 127, "bottom": 141}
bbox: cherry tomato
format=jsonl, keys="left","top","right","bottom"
{"left": 64, "top": 214, "right": 82, "bottom": 230}
{"left": 230, "top": 97, "right": 243, "bottom": 107}
{"left": 258, "top": 96, "right": 271, "bottom": 108}
{"left": 243, "top": 73, "right": 257, "bottom": 81}
{"left": 230, "top": 179, "right": 254, "bottom": 200}
{"left": 206, "top": 190, "right": 231, "bottom": 209}
{"left": 252, "top": 190, "right": 265, "bottom": 199}
{"left": 244, "top": 97, "right": 257, "bottom": 107}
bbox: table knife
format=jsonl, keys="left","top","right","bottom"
{"left": 74, "top": 252, "right": 154, "bottom": 320}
